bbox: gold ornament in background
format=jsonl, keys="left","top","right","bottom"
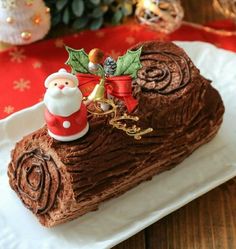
{"left": 45, "top": 7, "right": 50, "bottom": 13}
{"left": 21, "top": 31, "right": 32, "bottom": 41}
{"left": 32, "top": 14, "right": 41, "bottom": 25}
{"left": 6, "top": 16, "right": 14, "bottom": 24}
{"left": 213, "top": 0, "right": 236, "bottom": 21}
{"left": 135, "top": 0, "right": 184, "bottom": 34}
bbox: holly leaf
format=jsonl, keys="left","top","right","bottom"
{"left": 65, "top": 46, "right": 90, "bottom": 74}
{"left": 114, "top": 47, "right": 142, "bottom": 78}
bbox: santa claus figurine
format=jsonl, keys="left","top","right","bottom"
{"left": 44, "top": 68, "right": 90, "bottom": 142}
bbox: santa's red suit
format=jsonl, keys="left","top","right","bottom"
{"left": 44, "top": 103, "right": 89, "bottom": 142}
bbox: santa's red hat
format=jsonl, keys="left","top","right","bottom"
{"left": 44, "top": 68, "right": 78, "bottom": 88}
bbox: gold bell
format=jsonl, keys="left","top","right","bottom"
{"left": 89, "top": 79, "right": 106, "bottom": 101}
{"left": 21, "top": 31, "right": 32, "bottom": 41}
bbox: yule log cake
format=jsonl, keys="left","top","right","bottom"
{"left": 8, "top": 41, "right": 224, "bottom": 227}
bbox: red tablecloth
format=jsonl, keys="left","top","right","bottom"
{"left": 1, "top": 20, "right": 236, "bottom": 119}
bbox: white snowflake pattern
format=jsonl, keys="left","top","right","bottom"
{"left": 33, "top": 61, "right": 42, "bottom": 69}
{"left": 129, "top": 24, "right": 143, "bottom": 32}
{"left": 55, "top": 38, "right": 64, "bottom": 48}
{"left": 38, "top": 94, "right": 44, "bottom": 102}
{"left": 125, "top": 36, "right": 136, "bottom": 45}
{"left": 3, "top": 105, "right": 14, "bottom": 114}
{"left": 9, "top": 48, "right": 26, "bottom": 63}
{"left": 108, "top": 50, "right": 121, "bottom": 60}
{"left": 13, "top": 78, "right": 31, "bottom": 92}
{"left": 96, "top": 31, "right": 105, "bottom": 38}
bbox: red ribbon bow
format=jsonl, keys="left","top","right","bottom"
{"left": 77, "top": 73, "right": 138, "bottom": 113}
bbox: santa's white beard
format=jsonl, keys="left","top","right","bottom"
{"left": 44, "top": 87, "right": 83, "bottom": 117}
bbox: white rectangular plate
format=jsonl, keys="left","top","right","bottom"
{"left": 0, "top": 41, "right": 236, "bottom": 249}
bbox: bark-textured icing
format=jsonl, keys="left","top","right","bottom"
{"left": 13, "top": 149, "right": 61, "bottom": 214}
{"left": 8, "top": 41, "right": 225, "bottom": 227}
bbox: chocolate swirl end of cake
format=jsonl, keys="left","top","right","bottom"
{"left": 8, "top": 41, "right": 224, "bottom": 227}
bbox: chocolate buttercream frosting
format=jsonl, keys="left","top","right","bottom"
{"left": 8, "top": 41, "right": 224, "bottom": 227}
{"left": 138, "top": 50, "right": 191, "bottom": 94}
{"left": 13, "top": 149, "right": 61, "bottom": 214}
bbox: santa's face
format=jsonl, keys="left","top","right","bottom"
{"left": 44, "top": 77, "right": 83, "bottom": 117}
{"left": 48, "top": 78, "right": 75, "bottom": 89}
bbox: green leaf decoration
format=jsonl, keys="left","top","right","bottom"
{"left": 90, "top": 0, "right": 100, "bottom": 5}
{"left": 114, "top": 47, "right": 142, "bottom": 78}
{"left": 65, "top": 47, "right": 90, "bottom": 74}
{"left": 72, "top": 0, "right": 84, "bottom": 17}
{"left": 91, "top": 7, "right": 104, "bottom": 18}
{"left": 62, "top": 7, "right": 70, "bottom": 24}
{"left": 112, "top": 9, "right": 123, "bottom": 24}
{"left": 102, "top": 0, "right": 114, "bottom": 4}
{"left": 51, "top": 12, "right": 61, "bottom": 26}
{"left": 72, "top": 16, "right": 89, "bottom": 30}
{"left": 56, "top": 0, "right": 68, "bottom": 11}
{"left": 90, "top": 17, "right": 103, "bottom": 30}
{"left": 45, "top": 0, "right": 133, "bottom": 29}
